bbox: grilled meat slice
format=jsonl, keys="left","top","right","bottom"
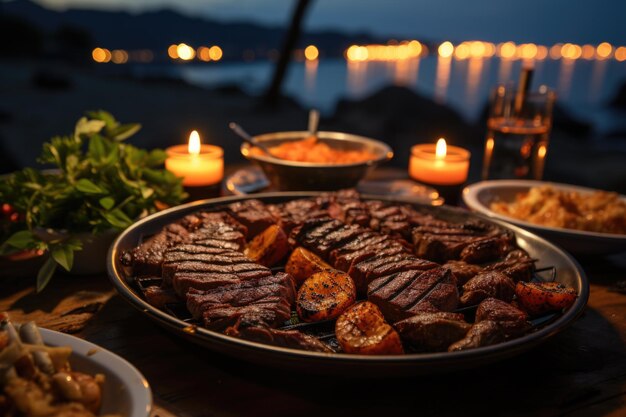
{"left": 186, "top": 272, "right": 296, "bottom": 330}
{"left": 483, "top": 249, "right": 535, "bottom": 282}
{"left": 227, "top": 199, "right": 276, "bottom": 238}
{"left": 443, "top": 260, "right": 483, "bottom": 285}
{"left": 187, "top": 222, "right": 246, "bottom": 250}
{"left": 448, "top": 320, "right": 505, "bottom": 351}
{"left": 180, "top": 210, "right": 248, "bottom": 235}
{"left": 460, "top": 271, "right": 516, "bottom": 306}
{"left": 475, "top": 298, "right": 531, "bottom": 338}
{"left": 291, "top": 218, "right": 355, "bottom": 258}
{"left": 331, "top": 235, "right": 407, "bottom": 272}
{"left": 459, "top": 235, "right": 514, "bottom": 264}
{"left": 267, "top": 199, "right": 329, "bottom": 234}
{"left": 368, "top": 267, "right": 458, "bottom": 323}
{"left": 225, "top": 326, "right": 333, "bottom": 353}
{"left": 121, "top": 223, "right": 191, "bottom": 277}
{"left": 143, "top": 286, "right": 179, "bottom": 309}
{"left": 394, "top": 312, "right": 470, "bottom": 352}
{"left": 349, "top": 253, "right": 438, "bottom": 294}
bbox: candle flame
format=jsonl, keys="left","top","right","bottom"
{"left": 188, "top": 130, "right": 201, "bottom": 155}
{"left": 435, "top": 138, "right": 447, "bottom": 159}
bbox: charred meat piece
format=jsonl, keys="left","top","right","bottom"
{"left": 225, "top": 325, "right": 333, "bottom": 353}
{"left": 290, "top": 217, "right": 345, "bottom": 256}
{"left": 368, "top": 267, "right": 458, "bottom": 323}
{"left": 484, "top": 249, "right": 535, "bottom": 282}
{"left": 394, "top": 312, "right": 470, "bottom": 352}
{"left": 331, "top": 234, "right": 408, "bottom": 272}
{"left": 143, "top": 286, "right": 179, "bottom": 309}
{"left": 121, "top": 223, "right": 191, "bottom": 277}
{"left": 460, "top": 271, "right": 516, "bottom": 306}
{"left": 448, "top": 320, "right": 505, "bottom": 351}
{"left": 349, "top": 253, "right": 438, "bottom": 295}
{"left": 171, "top": 262, "right": 272, "bottom": 297}
{"left": 267, "top": 199, "right": 328, "bottom": 234}
{"left": 459, "top": 235, "right": 514, "bottom": 264}
{"left": 187, "top": 222, "right": 246, "bottom": 250}
{"left": 227, "top": 199, "right": 276, "bottom": 238}
{"left": 179, "top": 210, "right": 248, "bottom": 235}
{"left": 186, "top": 272, "right": 296, "bottom": 330}
{"left": 412, "top": 219, "right": 511, "bottom": 263}
{"left": 475, "top": 298, "right": 531, "bottom": 337}
{"left": 443, "top": 260, "right": 484, "bottom": 285}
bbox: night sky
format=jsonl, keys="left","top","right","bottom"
{"left": 37, "top": 0, "right": 626, "bottom": 44}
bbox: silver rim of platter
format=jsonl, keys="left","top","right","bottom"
{"left": 107, "top": 192, "right": 589, "bottom": 376}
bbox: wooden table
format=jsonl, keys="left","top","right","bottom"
{"left": 1, "top": 200, "right": 625, "bottom": 417}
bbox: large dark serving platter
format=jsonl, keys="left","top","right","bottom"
{"left": 107, "top": 193, "right": 589, "bottom": 376}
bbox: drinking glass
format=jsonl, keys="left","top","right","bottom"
{"left": 482, "top": 84, "right": 556, "bottom": 180}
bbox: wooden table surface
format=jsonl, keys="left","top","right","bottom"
{"left": 1, "top": 188, "right": 625, "bottom": 416}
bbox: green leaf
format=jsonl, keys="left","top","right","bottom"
{"left": 36, "top": 256, "right": 57, "bottom": 293}
{"left": 109, "top": 123, "right": 141, "bottom": 141}
{"left": 3, "top": 230, "right": 36, "bottom": 249}
{"left": 102, "top": 208, "right": 133, "bottom": 229}
{"left": 99, "top": 196, "right": 115, "bottom": 210}
{"left": 88, "top": 135, "right": 107, "bottom": 161}
{"left": 74, "top": 117, "right": 106, "bottom": 141}
{"left": 86, "top": 110, "right": 116, "bottom": 129}
{"left": 51, "top": 244, "right": 74, "bottom": 272}
{"left": 76, "top": 178, "right": 105, "bottom": 194}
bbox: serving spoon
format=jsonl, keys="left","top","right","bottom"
{"left": 229, "top": 122, "right": 277, "bottom": 157}
{"left": 308, "top": 109, "right": 320, "bottom": 141}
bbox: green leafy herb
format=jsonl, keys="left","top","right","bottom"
{"left": 0, "top": 111, "right": 187, "bottom": 291}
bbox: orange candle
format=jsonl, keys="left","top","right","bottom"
{"left": 165, "top": 130, "right": 224, "bottom": 186}
{"left": 409, "top": 138, "right": 470, "bottom": 185}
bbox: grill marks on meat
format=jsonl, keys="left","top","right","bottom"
{"left": 186, "top": 272, "right": 296, "bottom": 330}
{"left": 412, "top": 220, "right": 513, "bottom": 264}
{"left": 368, "top": 267, "right": 458, "bottom": 323}
{"left": 122, "top": 223, "right": 191, "bottom": 277}
{"left": 227, "top": 199, "right": 276, "bottom": 238}
{"left": 267, "top": 199, "right": 329, "bottom": 234}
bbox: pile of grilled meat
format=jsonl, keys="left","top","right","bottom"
{"left": 121, "top": 190, "right": 576, "bottom": 355}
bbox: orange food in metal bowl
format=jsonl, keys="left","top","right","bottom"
{"left": 253, "top": 136, "right": 376, "bottom": 164}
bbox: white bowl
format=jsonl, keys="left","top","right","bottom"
{"left": 40, "top": 328, "right": 152, "bottom": 417}
{"left": 463, "top": 180, "right": 626, "bottom": 256}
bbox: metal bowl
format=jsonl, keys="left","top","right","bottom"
{"left": 240, "top": 131, "right": 393, "bottom": 191}
{"left": 107, "top": 193, "right": 588, "bottom": 377}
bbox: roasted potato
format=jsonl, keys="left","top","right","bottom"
{"left": 335, "top": 301, "right": 404, "bottom": 355}
{"left": 296, "top": 269, "right": 356, "bottom": 322}
{"left": 285, "top": 247, "right": 332, "bottom": 286}
{"left": 243, "top": 224, "right": 289, "bottom": 267}
{"left": 515, "top": 281, "right": 577, "bottom": 316}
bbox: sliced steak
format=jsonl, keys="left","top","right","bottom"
{"left": 448, "top": 320, "right": 505, "bottom": 351}
{"left": 227, "top": 199, "right": 276, "bottom": 238}
{"left": 475, "top": 298, "right": 531, "bottom": 337}
{"left": 142, "top": 286, "right": 179, "bottom": 309}
{"left": 460, "top": 271, "right": 516, "bottom": 306}
{"left": 121, "top": 223, "right": 191, "bottom": 277}
{"left": 332, "top": 236, "right": 407, "bottom": 272}
{"left": 349, "top": 253, "right": 438, "bottom": 294}
{"left": 267, "top": 199, "right": 328, "bottom": 234}
{"left": 443, "top": 260, "right": 484, "bottom": 285}
{"left": 188, "top": 222, "right": 246, "bottom": 250}
{"left": 394, "top": 312, "right": 470, "bottom": 352}
{"left": 186, "top": 272, "right": 296, "bottom": 330}
{"left": 225, "top": 326, "right": 333, "bottom": 353}
{"left": 368, "top": 267, "right": 458, "bottom": 323}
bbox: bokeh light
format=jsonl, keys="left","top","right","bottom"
{"left": 304, "top": 45, "right": 319, "bottom": 61}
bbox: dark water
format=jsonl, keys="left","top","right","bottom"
{"left": 135, "top": 57, "right": 626, "bottom": 145}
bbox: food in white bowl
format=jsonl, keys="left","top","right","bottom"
{"left": 463, "top": 180, "right": 626, "bottom": 255}
{"left": 0, "top": 313, "right": 151, "bottom": 417}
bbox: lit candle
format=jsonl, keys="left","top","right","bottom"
{"left": 165, "top": 130, "right": 224, "bottom": 186}
{"left": 409, "top": 138, "right": 470, "bottom": 185}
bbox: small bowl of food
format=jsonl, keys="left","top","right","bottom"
{"left": 240, "top": 130, "right": 393, "bottom": 191}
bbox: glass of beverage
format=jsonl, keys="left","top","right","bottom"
{"left": 482, "top": 84, "right": 556, "bottom": 180}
